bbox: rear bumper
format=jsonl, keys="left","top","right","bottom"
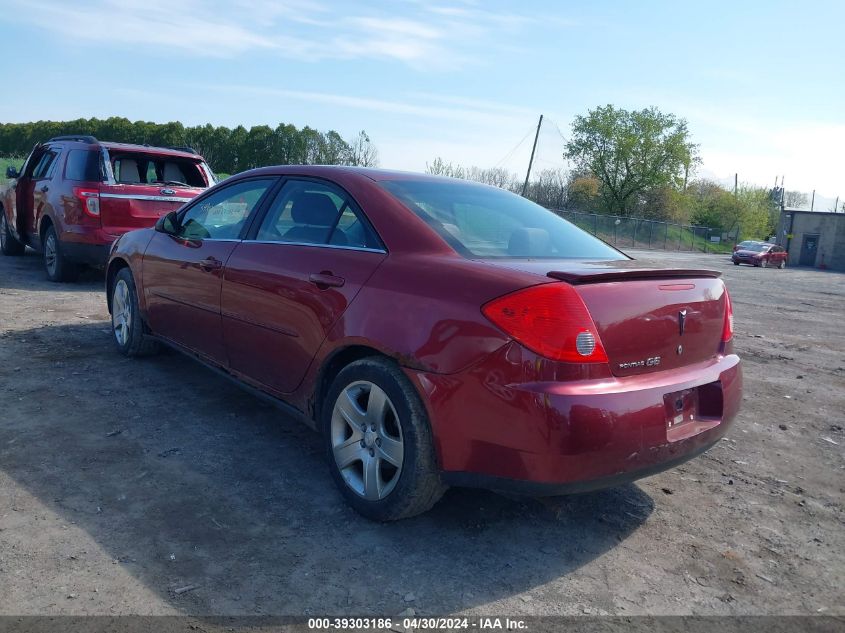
{"left": 62, "top": 241, "right": 111, "bottom": 267}
{"left": 408, "top": 346, "right": 741, "bottom": 491}
{"left": 61, "top": 228, "right": 125, "bottom": 267}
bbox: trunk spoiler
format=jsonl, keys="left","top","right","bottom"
{"left": 548, "top": 267, "right": 722, "bottom": 285}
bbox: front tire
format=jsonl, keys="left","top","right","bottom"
{"left": 778, "top": 260, "right": 786, "bottom": 269}
{"left": 761, "top": 259, "right": 768, "bottom": 268}
{"left": 0, "top": 212, "right": 25, "bottom": 256}
{"left": 43, "top": 225, "right": 79, "bottom": 282}
{"left": 111, "top": 267, "right": 159, "bottom": 357}
{"left": 322, "top": 357, "right": 446, "bottom": 521}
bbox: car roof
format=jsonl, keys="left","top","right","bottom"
{"left": 99, "top": 142, "right": 201, "bottom": 159}
{"left": 44, "top": 138, "right": 201, "bottom": 159}
{"left": 227, "top": 164, "right": 481, "bottom": 184}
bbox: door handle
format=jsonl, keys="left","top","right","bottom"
{"left": 309, "top": 272, "right": 345, "bottom": 289}
{"left": 199, "top": 256, "right": 223, "bottom": 272}
{"left": 39, "top": 185, "right": 49, "bottom": 192}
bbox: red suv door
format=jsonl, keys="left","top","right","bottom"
{"left": 142, "top": 178, "right": 277, "bottom": 364}
{"left": 220, "top": 178, "right": 387, "bottom": 395}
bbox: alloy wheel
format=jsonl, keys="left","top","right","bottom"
{"left": 44, "top": 232, "right": 58, "bottom": 276}
{"left": 330, "top": 380, "right": 404, "bottom": 501}
{"left": 112, "top": 279, "right": 132, "bottom": 347}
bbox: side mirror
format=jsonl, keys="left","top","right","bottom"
{"left": 5, "top": 166, "right": 19, "bottom": 179}
{"left": 155, "top": 210, "right": 180, "bottom": 235}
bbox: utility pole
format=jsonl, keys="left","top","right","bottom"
{"left": 734, "top": 173, "right": 738, "bottom": 197}
{"left": 521, "top": 114, "right": 543, "bottom": 197}
{"left": 811, "top": 190, "right": 815, "bottom": 211}
{"left": 834, "top": 196, "right": 839, "bottom": 213}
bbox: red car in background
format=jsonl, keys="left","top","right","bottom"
{"left": 1, "top": 135, "right": 214, "bottom": 281}
{"left": 731, "top": 242, "right": 788, "bottom": 268}
{"left": 105, "top": 166, "right": 741, "bottom": 521}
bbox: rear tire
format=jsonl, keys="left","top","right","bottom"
{"left": 778, "top": 260, "right": 786, "bottom": 269}
{"left": 111, "top": 267, "right": 159, "bottom": 357}
{"left": 322, "top": 357, "right": 446, "bottom": 521}
{"left": 0, "top": 212, "right": 25, "bottom": 256}
{"left": 733, "top": 261, "right": 740, "bottom": 266}
{"left": 43, "top": 224, "right": 79, "bottom": 282}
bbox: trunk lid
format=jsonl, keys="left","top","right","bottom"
{"left": 99, "top": 182, "right": 200, "bottom": 233}
{"left": 482, "top": 257, "right": 728, "bottom": 376}
{"left": 98, "top": 150, "right": 210, "bottom": 234}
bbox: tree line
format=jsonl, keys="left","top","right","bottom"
{"left": 428, "top": 105, "right": 785, "bottom": 240}
{"left": 0, "top": 117, "right": 379, "bottom": 175}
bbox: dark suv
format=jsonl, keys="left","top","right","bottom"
{"left": 1, "top": 135, "right": 215, "bottom": 281}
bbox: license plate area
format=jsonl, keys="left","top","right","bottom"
{"left": 664, "top": 385, "right": 721, "bottom": 442}
{"left": 665, "top": 388, "right": 697, "bottom": 428}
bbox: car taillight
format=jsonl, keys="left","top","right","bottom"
{"left": 73, "top": 187, "right": 100, "bottom": 217}
{"left": 482, "top": 282, "right": 608, "bottom": 363}
{"left": 722, "top": 287, "right": 734, "bottom": 343}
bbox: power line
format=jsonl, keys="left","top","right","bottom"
{"left": 493, "top": 123, "right": 537, "bottom": 170}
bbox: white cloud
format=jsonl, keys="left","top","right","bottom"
{"left": 1, "top": 0, "right": 540, "bottom": 68}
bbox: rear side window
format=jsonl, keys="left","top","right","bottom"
{"left": 254, "top": 179, "right": 381, "bottom": 249}
{"left": 380, "top": 179, "right": 625, "bottom": 259}
{"left": 65, "top": 150, "right": 101, "bottom": 181}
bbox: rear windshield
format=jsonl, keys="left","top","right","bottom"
{"left": 111, "top": 153, "right": 207, "bottom": 187}
{"left": 380, "top": 179, "right": 625, "bottom": 259}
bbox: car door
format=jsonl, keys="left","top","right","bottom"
{"left": 13, "top": 148, "right": 54, "bottom": 243}
{"left": 221, "top": 178, "right": 387, "bottom": 395}
{"left": 28, "top": 147, "right": 61, "bottom": 238}
{"left": 142, "top": 177, "right": 278, "bottom": 365}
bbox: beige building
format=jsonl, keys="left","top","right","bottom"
{"left": 777, "top": 210, "right": 845, "bottom": 271}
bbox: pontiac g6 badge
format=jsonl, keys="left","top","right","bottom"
{"left": 618, "top": 356, "right": 661, "bottom": 369}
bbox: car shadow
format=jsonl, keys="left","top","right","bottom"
{"left": 0, "top": 249, "right": 104, "bottom": 292}
{"left": 0, "top": 321, "right": 654, "bottom": 616}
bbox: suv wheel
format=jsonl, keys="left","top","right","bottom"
{"left": 0, "top": 212, "right": 25, "bottom": 256}
{"left": 111, "top": 267, "right": 159, "bottom": 357}
{"left": 43, "top": 225, "right": 79, "bottom": 282}
{"left": 323, "top": 357, "right": 446, "bottom": 521}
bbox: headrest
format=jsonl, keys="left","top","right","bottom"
{"left": 291, "top": 192, "right": 339, "bottom": 226}
{"left": 508, "top": 227, "right": 551, "bottom": 256}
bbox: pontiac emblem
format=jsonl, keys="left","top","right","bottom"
{"left": 678, "top": 309, "right": 687, "bottom": 336}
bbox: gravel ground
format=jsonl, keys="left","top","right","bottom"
{"left": 0, "top": 248, "right": 843, "bottom": 617}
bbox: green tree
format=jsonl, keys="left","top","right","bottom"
{"left": 564, "top": 105, "right": 699, "bottom": 215}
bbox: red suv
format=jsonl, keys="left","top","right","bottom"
{"left": 1, "top": 135, "right": 214, "bottom": 281}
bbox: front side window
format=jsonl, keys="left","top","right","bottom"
{"left": 380, "top": 179, "right": 625, "bottom": 259}
{"left": 255, "top": 179, "right": 381, "bottom": 249}
{"left": 178, "top": 178, "right": 275, "bottom": 240}
{"left": 31, "top": 151, "right": 59, "bottom": 179}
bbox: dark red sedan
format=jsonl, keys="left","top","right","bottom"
{"left": 106, "top": 166, "right": 741, "bottom": 520}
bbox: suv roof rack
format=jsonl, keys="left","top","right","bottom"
{"left": 166, "top": 145, "right": 198, "bottom": 155}
{"left": 48, "top": 135, "right": 98, "bottom": 144}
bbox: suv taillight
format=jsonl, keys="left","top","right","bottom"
{"left": 482, "top": 282, "right": 608, "bottom": 363}
{"left": 722, "top": 287, "right": 734, "bottom": 343}
{"left": 73, "top": 187, "right": 100, "bottom": 217}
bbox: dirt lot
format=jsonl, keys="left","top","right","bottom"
{"left": 0, "top": 248, "right": 843, "bottom": 617}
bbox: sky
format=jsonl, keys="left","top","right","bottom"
{"left": 0, "top": 0, "right": 843, "bottom": 208}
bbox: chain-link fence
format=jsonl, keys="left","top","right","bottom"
{"left": 555, "top": 210, "right": 738, "bottom": 253}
